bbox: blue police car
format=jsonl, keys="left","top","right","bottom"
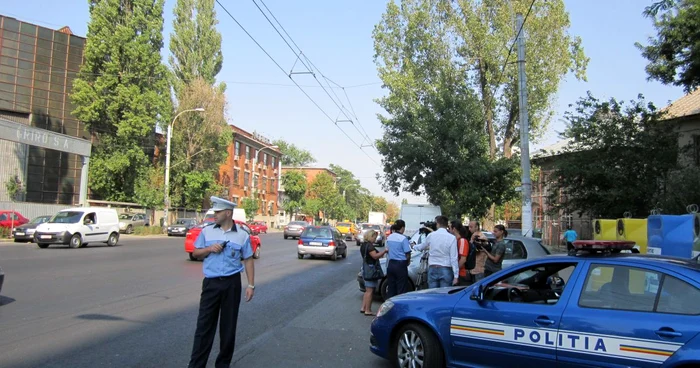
{"left": 369, "top": 250, "right": 700, "bottom": 367}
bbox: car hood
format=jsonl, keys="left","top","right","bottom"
{"left": 390, "top": 286, "right": 469, "bottom": 303}
{"left": 15, "top": 223, "right": 39, "bottom": 230}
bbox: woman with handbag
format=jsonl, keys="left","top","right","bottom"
{"left": 360, "top": 230, "right": 387, "bottom": 316}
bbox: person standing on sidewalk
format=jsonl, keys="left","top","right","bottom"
{"left": 483, "top": 224, "right": 507, "bottom": 277}
{"left": 385, "top": 219, "right": 411, "bottom": 298}
{"left": 188, "top": 196, "right": 255, "bottom": 368}
{"left": 415, "top": 216, "right": 458, "bottom": 288}
{"left": 562, "top": 225, "right": 578, "bottom": 254}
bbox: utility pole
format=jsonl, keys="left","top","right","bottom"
{"left": 516, "top": 13, "right": 533, "bottom": 238}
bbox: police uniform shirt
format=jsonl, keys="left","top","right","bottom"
{"left": 386, "top": 232, "right": 411, "bottom": 261}
{"left": 195, "top": 223, "right": 253, "bottom": 278}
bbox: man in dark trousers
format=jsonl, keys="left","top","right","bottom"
{"left": 385, "top": 219, "right": 411, "bottom": 298}
{"left": 188, "top": 196, "right": 256, "bottom": 368}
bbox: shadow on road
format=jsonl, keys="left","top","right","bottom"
{"left": 0, "top": 295, "right": 15, "bottom": 306}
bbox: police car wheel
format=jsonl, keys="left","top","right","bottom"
{"left": 391, "top": 323, "right": 444, "bottom": 368}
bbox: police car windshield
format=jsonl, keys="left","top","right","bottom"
{"left": 49, "top": 211, "right": 83, "bottom": 224}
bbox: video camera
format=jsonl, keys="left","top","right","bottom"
{"left": 419, "top": 221, "right": 437, "bottom": 234}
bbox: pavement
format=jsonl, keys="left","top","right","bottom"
{"left": 0, "top": 233, "right": 390, "bottom": 368}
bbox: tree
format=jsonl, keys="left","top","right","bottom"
{"left": 637, "top": 0, "right": 700, "bottom": 92}
{"left": 169, "top": 0, "right": 224, "bottom": 94}
{"left": 71, "top": 0, "right": 171, "bottom": 202}
{"left": 4, "top": 172, "right": 24, "bottom": 201}
{"left": 386, "top": 201, "right": 399, "bottom": 222}
{"left": 168, "top": 78, "right": 232, "bottom": 209}
{"left": 241, "top": 197, "right": 259, "bottom": 222}
{"left": 329, "top": 163, "right": 370, "bottom": 221}
{"left": 273, "top": 139, "right": 315, "bottom": 167}
{"left": 372, "top": 196, "right": 388, "bottom": 213}
{"left": 281, "top": 170, "right": 307, "bottom": 220}
{"left": 401, "top": 198, "right": 408, "bottom": 205}
{"left": 550, "top": 93, "right": 679, "bottom": 218}
{"left": 373, "top": 0, "right": 519, "bottom": 219}
{"left": 307, "top": 173, "right": 345, "bottom": 220}
{"left": 134, "top": 165, "right": 164, "bottom": 224}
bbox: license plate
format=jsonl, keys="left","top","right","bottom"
{"left": 40, "top": 235, "right": 52, "bottom": 239}
{"left": 15, "top": 232, "right": 25, "bottom": 236}
{"left": 309, "top": 241, "right": 322, "bottom": 246}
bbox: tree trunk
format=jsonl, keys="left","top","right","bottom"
{"left": 503, "top": 102, "right": 519, "bottom": 158}
{"left": 479, "top": 60, "right": 496, "bottom": 159}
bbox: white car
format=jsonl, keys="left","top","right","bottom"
{"left": 34, "top": 207, "right": 120, "bottom": 248}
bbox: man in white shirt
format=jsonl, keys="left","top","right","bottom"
{"left": 414, "top": 215, "right": 458, "bottom": 288}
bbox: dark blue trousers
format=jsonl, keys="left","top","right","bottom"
{"left": 386, "top": 259, "right": 409, "bottom": 298}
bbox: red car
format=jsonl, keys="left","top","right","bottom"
{"left": 184, "top": 219, "right": 261, "bottom": 261}
{"left": 248, "top": 221, "right": 268, "bottom": 234}
{"left": 0, "top": 211, "right": 29, "bottom": 229}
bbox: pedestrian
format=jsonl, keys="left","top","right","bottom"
{"left": 468, "top": 220, "right": 488, "bottom": 282}
{"left": 385, "top": 219, "right": 412, "bottom": 298}
{"left": 360, "top": 230, "right": 388, "bottom": 316}
{"left": 450, "top": 222, "right": 472, "bottom": 286}
{"left": 415, "top": 216, "right": 458, "bottom": 288}
{"left": 562, "top": 225, "right": 578, "bottom": 254}
{"left": 188, "top": 196, "right": 256, "bottom": 368}
{"left": 483, "top": 224, "right": 507, "bottom": 277}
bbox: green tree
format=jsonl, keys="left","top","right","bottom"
{"left": 550, "top": 93, "right": 679, "bottom": 218}
{"left": 241, "top": 197, "right": 259, "bottom": 222}
{"left": 329, "top": 163, "right": 371, "bottom": 220}
{"left": 401, "top": 198, "right": 408, "bottom": 205}
{"left": 637, "top": 0, "right": 700, "bottom": 92}
{"left": 307, "top": 172, "right": 344, "bottom": 220}
{"left": 273, "top": 139, "right": 315, "bottom": 166}
{"left": 373, "top": 0, "right": 519, "bottom": 219}
{"left": 169, "top": 0, "right": 224, "bottom": 94}
{"left": 134, "top": 165, "right": 164, "bottom": 224}
{"left": 281, "top": 170, "right": 307, "bottom": 220}
{"left": 71, "top": 0, "right": 171, "bottom": 202}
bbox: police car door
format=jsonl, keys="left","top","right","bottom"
{"left": 560, "top": 260, "right": 699, "bottom": 368}
{"left": 450, "top": 259, "right": 581, "bottom": 367}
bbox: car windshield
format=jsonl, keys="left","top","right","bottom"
{"left": 239, "top": 223, "right": 252, "bottom": 234}
{"left": 30, "top": 216, "right": 50, "bottom": 224}
{"left": 49, "top": 211, "right": 83, "bottom": 224}
{"left": 363, "top": 224, "right": 381, "bottom": 230}
{"left": 290, "top": 221, "right": 306, "bottom": 226}
{"left": 119, "top": 214, "right": 132, "bottom": 220}
{"left": 337, "top": 222, "right": 351, "bottom": 227}
{"left": 176, "top": 219, "right": 193, "bottom": 225}
{"left": 303, "top": 227, "right": 332, "bottom": 238}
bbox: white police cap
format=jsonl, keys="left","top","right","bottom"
{"left": 210, "top": 196, "right": 236, "bottom": 212}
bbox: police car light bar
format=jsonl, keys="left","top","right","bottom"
{"left": 572, "top": 240, "right": 637, "bottom": 251}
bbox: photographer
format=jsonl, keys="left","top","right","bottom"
{"left": 468, "top": 221, "right": 488, "bottom": 282}
{"left": 414, "top": 216, "right": 458, "bottom": 288}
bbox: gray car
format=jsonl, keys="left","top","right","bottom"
{"left": 357, "top": 232, "right": 551, "bottom": 300}
{"left": 356, "top": 223, "right": 385, "bottom": 246}
{"left": 11, "top": 215, "right": 51, "bottom": 242}
{"left": 284, "top": 221, "right": 308, "bottom": 240}
{"left": 167, "top": 218, "right": 196, "bottom": 236}
{"left": 118, "top": 213, "right": 149, "bottom": 234}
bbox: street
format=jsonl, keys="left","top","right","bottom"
{"left": 0, "top": 234, "right": 391, "bottom": 368}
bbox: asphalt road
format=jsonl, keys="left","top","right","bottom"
{"left": 0, "top": 233, "right": 391, "bottom": 368}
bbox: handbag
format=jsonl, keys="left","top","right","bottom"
{"left": 362, "top": 243, "right": 385, "bottom": 281}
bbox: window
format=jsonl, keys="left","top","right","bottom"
{"left": 579, "top": 265, "right": 660, "bottom": 312}
{"left": 235, "top": 141, "right": 240, "bottom": 156}
{"left": 263, "top": 177, "right": 267, "bottom": 190}
{"left": 483, "top": 262, "right": 577, "bottom": 305}
{"left": 656, "top": 276, "right": 700, "bottom": 315}
{"left": 263, "top": 153, "right": 268, "bottom": 165}
{"left": 253, "top": 174, "right": 259, "bottom": 189}
{"left": 233, "top": 169, "right": 240, "bottom": 185}
{"left": 244, "top": 172, "right": 250, "bottom": 186}
{"left": 272, "top": 156, "right": 277, "bottom": 168}
{"left": 245, "top": 145, "right": 250, "bottom": 160}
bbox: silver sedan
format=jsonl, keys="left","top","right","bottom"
{"left": 357, "top": 232, "right": 551, "bottom": 300}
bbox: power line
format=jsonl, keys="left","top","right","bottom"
{"left": 214, "top": 0, "right": 378, "bottom": 165}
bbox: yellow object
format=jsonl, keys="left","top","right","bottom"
{"left": 616, "top": 218, "right": 648, "bottom": 293}
{"left": 593, "top": 219, "right": 617, "bottom": 240}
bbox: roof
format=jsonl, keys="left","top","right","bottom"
{"left": 661, "top": 88, "right": 700, "bottom": 120}
{"left": 531, "top": 138, "right": 574, "bottom": 159}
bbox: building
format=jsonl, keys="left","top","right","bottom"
{"left": 0, "top": 15, "right": 90, "bottom": 205}
{"left": 218, "top": 127, "right": 282, "bottom": 227}
{"left": 661, "top": 88, "right": 700, "bottom": 166}
{"left": 277, "top": 166, "right": 337, "bottom": 224}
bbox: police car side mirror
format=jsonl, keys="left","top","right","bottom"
{"left": 470, "top": 285, "right": 485, "bottom": 302}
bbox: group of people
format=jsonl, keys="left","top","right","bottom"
{"left": 360, "top": 216, "right": 510, "bottom": 314}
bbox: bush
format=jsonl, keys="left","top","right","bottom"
{"left": 0, "top": 227, "right": 10, "bottom": 239}
{"left": 132, "top": 226, "right": 164, "bottom": 236}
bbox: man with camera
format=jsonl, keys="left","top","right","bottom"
{"left": 468, "top": 221, "right": 489, "bottom": 283}
{"left": 414, "top": 216, "right": 458, "bottom": 288}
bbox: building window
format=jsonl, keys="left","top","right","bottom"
{"left": 244, "top": 172, "right": 250, "bottom": 186}
{"left": 253, "top": 149, "right": 257, "bottom": 162}
{"left": 270, "top": 178, "right": 275, "bottom": 192}
{"left": 263, "top": 177, "right": 267, "bottom": 190}
{"left": 253, "top": 174, "right": 258, "bottom": 189}
{"left": 235, "top": 141, "right": 240, "bottom": 157}
{"left": 245, "top": 145, "right": 250, "bottom": 160}
{"left": 233, "top": 169, "right": 240, "bottom": 186}
{"left": 272, "top": 156, "right": 276, "bottom": 168}
{"left": 263, "top": 153, "right": 268, "bottom": 166}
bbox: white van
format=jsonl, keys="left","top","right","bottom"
{"left": 204, "top": 208, "right": 247, "bottom": 223}
{"left": 34, "top": 207, "right": 121, "bottom": 248}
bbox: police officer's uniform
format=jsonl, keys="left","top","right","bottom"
{"left": 189, "top": 197, "right": 253, "bottom": 368}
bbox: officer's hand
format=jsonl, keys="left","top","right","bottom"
{"left": 209, "top": 244, "right": 223, "bottom": 254}
{"left": 245, "top": 287, "right": 254, "bottom": 302}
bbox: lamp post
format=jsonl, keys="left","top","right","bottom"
{"left": 163, "top": 107, "right": 205, "bottom": 227}
{"left": 252, "top": 144, "right": 279, "bottom": 225}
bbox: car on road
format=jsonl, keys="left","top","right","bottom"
{"left": 184, "top": 219, "right": 261, "bottom": 261}
{"left": 335, "top": 222, "right": 358, "bottom": 240}
{"left": 118, "top": 213, "right": 149, "bottom": 234}
{"left": 356, "top": 223, "right": 385, "bottom": 246}
{"left": 297, "top": 225, "right": 348, "bottom": 261}
{"left": 358, "top": 232, "right": 551, "bottom": 300}
{"left": 368, "top": 252, "right": 700, "bottom": 368}
{"left": 34, "top": 207, "right": 120, "bottom": 248}
{"left": 248, "top": 221, "right": 268, "bottom": 234}
{"left": 167, "top": 218, "right": 197, "bottom": 236}
{"left": 11, "top": 215, "right": 51, "bottom": 242}
{"left": 284, "top": 221, "right": 308, "bottom": 240}
{"left": 0, "top": 210, "right": 29, "bottom": 230}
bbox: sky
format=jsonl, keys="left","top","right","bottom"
{"left": 1, "top": 0, "right": 686, "bottom": 205}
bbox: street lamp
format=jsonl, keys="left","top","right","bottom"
{"left": 163, "top": 107, "right": 205, "bottom": 227}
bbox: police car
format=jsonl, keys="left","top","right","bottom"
{"left": 369, "top": 242, "right": 700, "bottom": 367}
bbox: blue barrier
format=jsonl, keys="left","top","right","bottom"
{"left": 647, "top": 215, "right": 699, "bottom": 258}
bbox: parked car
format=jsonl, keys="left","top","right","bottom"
{"left": 184, "top": 219, "right": 261, "bottom": 261}
{"left": 369, "top": 252, "right": 700, "bottom": 368}
{"left": 335, "top": 222, "right": 358, "bottom": 240}
{"left": 356, "top": 223, "right": 385, "bottom": 246}
{"left": 11, "top": 215, "right": 51, "bottom": 242}
{"left": 358, "top": 232, "right": 551, "bottom": 300}
{"left": 0, "top": 211, "right": 29, "bottom": 229}
{"left": 284, "top": 221, "right": 308, "bottom": 240}
{"left": 118, "top": 213, "right": 149, "bottom": 234}
{"left": 34, "top": 207, "right": 120, "bottom": 248}
{"left": 167, "top": 218, "right": 197, "bottom": 236}
{"left": 297, "top": 225, "right": 348, "bottom": 261}
{"left": 248, "top": 221, "right": 268, "bottom": 234}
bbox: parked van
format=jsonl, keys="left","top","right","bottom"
{"left": 203, "top": 208, "right": 247, "bottom": 223}
{"left": 34, "top": 207, "right": 120, "bottom": 248}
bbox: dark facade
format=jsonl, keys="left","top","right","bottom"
{"left": 0, "top": 15, "right": 88, "bottom": 204}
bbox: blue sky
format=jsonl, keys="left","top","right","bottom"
{"left": 1, "top": 0, "right": 685, "bottom": 205}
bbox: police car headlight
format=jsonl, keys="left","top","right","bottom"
{"left": 377, "top": 300, "right": 394, "bottom": 318}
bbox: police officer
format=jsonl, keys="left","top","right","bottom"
{"left": 385, "top": 219, "right": 411, "bottom": 298}
{"left": 188, "top": 196, "right": 255, "bottom": 368}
